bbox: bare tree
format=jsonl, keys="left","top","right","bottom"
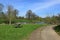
{"left": 7, "top": 5, "right": 18, "bottom": 24}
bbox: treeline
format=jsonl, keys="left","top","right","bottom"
{"left": 0, "top": 3, "right": 60, "bottom": 24}
{"left": 43, "top": 14, "right": 60, "bottom": 24}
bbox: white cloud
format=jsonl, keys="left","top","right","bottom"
{"left": 28, "top": 0, "right": 60, "bottom": 12}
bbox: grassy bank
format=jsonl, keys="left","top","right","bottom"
{"left": 0, "top": 24, "right": 46, "bottom": 40}
{"left": 54, "top": 25, "right": 60, "bottom": 35}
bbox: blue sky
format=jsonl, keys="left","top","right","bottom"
{"left": 0, "top": 0, "right": 60, "bottom": 17}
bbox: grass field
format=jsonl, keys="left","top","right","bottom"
{"left": 0, "top": 24, "right": 46, "bottom": 40}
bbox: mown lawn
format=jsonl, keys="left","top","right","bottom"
{"left": 0, "top": 24, "right": 46, "bottom": 40}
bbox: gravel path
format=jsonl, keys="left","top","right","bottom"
{"left": 28, "top": 25, "right": 60, "bottom": 40}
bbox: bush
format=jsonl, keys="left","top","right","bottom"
{"left": 54, "top": 25, "right": 60, "bottom": 32}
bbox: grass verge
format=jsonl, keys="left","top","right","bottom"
{"left": 54, "top": 25, "right": 60, "bottom": 35}
{"left": 0, "top": 24, "right": 47, "bottom": 40}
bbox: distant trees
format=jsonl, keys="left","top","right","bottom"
{"left": 0, "top": 4, "right": 19, "bottom": 24}
{"left": 13, "top": 9, "right": 18, "bottom": 18}
{"left": 56, "top": 13, "right": 60, "bottom": 24}
{"left": 0, "top": 3, "right": 60, "bottom": 24}
{"left": 0, "top": 12, "right": 6, "bottom": 19}
{"left": 26, "top": 10, "right": 40, "bottom": 20}
{"left": 0, "top": 3, "right": 6, "bottom": 23}
{"left": 0, "top": 3, "right": 4, "bottom": 12}
{"left": 26, "top": 10, "right": 32, "bottom": 20}
{"left": 31, "top": 13, "right": 38, "bottom": 20}
{"left": 50, "top": 14, "right": 60, "bottom": 24}
{"left": 0, "top": 3, "right": 4, "bottom": 17}
{"left": 42, "top": 14, "right": 60, "bottom": 24}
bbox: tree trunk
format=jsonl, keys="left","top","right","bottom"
{"left": 9, "top": 18, "right": 11, "bottom": 25}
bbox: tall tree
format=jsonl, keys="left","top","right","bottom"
{"left": 7, "top": 5, "right": 18, "bottom": 24}
{"left": 7, "top": 5, "right": 13, "bottom": 24}
{"left": 26, "top": 10, "right": 32, "bottom": 20}
{"left": 31, "top": 13, "right": 40, "bottom": 20}
{"left": 13, "top": 9, "right": 18, "bottom": 19}
{"left": 31, "top": 13, "right": 36, "bottom": 20}
{"left": 26, "top": 10, "right": 40, "bottom": 21}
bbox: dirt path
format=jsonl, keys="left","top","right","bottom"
{"left": 28, "top": 25, "right": 60, "bottom": 40}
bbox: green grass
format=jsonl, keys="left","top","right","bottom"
{"left": 0, "top": 24, "right": 46, "bottom": 40}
